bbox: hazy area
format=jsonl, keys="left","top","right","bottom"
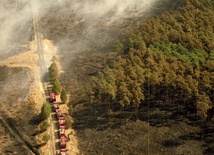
{"left": 0, "top": 0, "right": 31, "bottom": 59}
{"left": 0, "top": 0, "right": 167, "bottom": 60}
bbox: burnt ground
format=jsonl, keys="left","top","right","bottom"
{"left": 38, "top": 0, "right": 214, "bottom": 155}
{"left": 0, "top": 66, "right": 42, "bottom": 155}
{"left": 61, "top": 54, "right": 214, "bottom": 155}
{"left": 0, "top": 1, "right": 47, "bottom": 154}
{"left": 73, "top": 102, "right": 214, "bottom": 155}
{"left": 0, "top": 0, "right": 33, "bottom": 61}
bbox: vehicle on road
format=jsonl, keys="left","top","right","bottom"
{"left": 60, "top": 134, "right": 67, "bottom": 148}
{"left": 50, "top": 92, "right": 56, "bottom": 103}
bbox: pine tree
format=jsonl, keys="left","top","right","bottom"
{"left": 39, "top": 102, "right": 51, "bottom": 121}
{"left": 196, "top": 93, "right": 212, "bottom": 120}
{"left": 52, "top": 78, "right": 62, "bottom": 95}
{"left": 118, "top": 81, "right": 132, "bottom": 107}
{"left": 48, "top": 62, "right": 58, "bottom": 80}
{"left": 114, "top": 40, "right": 124, "bottom": 53}
{"left": 60, "top": 88, "right": 67, "bottom": 103}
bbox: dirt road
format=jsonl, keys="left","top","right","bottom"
{"left": 31, "top": 0, "right": 56, "bottom": 154}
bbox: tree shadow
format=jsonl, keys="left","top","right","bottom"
{"left": 162, "top": 139, "right": 184, "bottom": 147}
{"left": 204, "top": 147, "right": 214, "bottom": 155}
{"left": 72, "top": 103, "right": 130, "bottom": 131}
{"left": 178, "top": 120, "right": 214, "bottom": 154}
{"left": 29, "top": 114, "right": 42, "bottom": 126}
{"left": 138, "top": 100, "right": 202, "bottom": 128}
{"left": 72, "top": 104, "right": 109, "bottom": 131}
{"left": 180, "top": 132, "right": 202, "bottom": 141}
{"left": 72, "top": 100, "right": 201, "bottom": 130}
{"left": 72, "top": 99, "right": 214, "bottom": 155}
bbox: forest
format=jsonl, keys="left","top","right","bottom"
{"left": 87, "top": 0, "right": 214, "bottom": 120}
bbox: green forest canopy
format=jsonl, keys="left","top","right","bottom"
{"left": 88, "top": 0, "right": 214, "bottom": 120}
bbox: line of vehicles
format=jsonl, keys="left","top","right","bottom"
{"left": 50, "top": 92, "right": 68, "bottom": 155}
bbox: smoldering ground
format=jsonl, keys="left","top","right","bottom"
{"left": 0, "top": 0, "right": 32, "bottom": 59}
{"left": 0, "top": 0, "right": 161, "bottom": 60}
{"left": 38, "top": 0, "right": 163, "bottom": 64}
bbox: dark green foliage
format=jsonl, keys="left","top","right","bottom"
{"left": 48, "top": 62, "right": 58, "bottom": 80}
{"left": 128, "top": 34, "right": 146, "bottom": 50}
{"left": 139, "top": 0, "right": 214, "bottom": 51}
{"left": 39, "top": 120, "right": 50, "bottom": 132}
{"left": 39, "top": 102, "right": 51, "bottom": 121}
{"left": 60, "top": 88, "right": 67, "bottom": 103}
{"left": 42, "top": 134, "right": 50, "bottom": 143}
{"left": 52, "top": 77, "right": 62, "bottom": 95}
{"left": 209, "top": 50, "right": 214, "bottom": 61}
{"left": 48, "top": 62, "right": 63, "bottom": 95}
{"left": 114, "top": 40, "right": 124, "bottom": 53}
{"left": 203, "top": 0, "right": 214, "bottom": 8}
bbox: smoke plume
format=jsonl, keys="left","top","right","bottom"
{"left": 0, "top": 0, "right": 165, "bottom": 60}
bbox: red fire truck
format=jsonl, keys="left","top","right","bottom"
{"left": 60, "top": 134, "right": 67, "bottom": 148}
{"left": 49, "top": 92, "right": 56, "bottom": 103}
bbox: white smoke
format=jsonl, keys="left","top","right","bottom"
{"left": 44, "top": 0, "right": 158, "bottom": 52}
{"left": 71, "top": 0, "right": 154, "bottom": 18}
{"left": 0, "top": 1, "right": 33, "bottom": 58}
{"left": 50, "top": 0, "right": 157, "bottom": 27}
{"left": 0, "top": 0, "right": 164, "bottom": 60}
